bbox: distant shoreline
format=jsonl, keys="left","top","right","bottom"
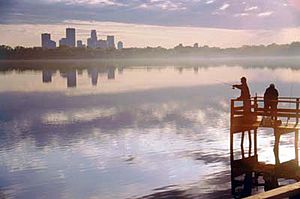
{"left": 1, "top": 56, "right": 300, "bottom": 61}
{"left": 2, "top": 42, "right": 300, "bottom": 60}
{"left": 1, "top": 56, "right": 300, "bottom": 71}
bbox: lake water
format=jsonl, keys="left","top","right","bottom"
{"left": 1, "top": 59, "right": 300, "bottom": 199}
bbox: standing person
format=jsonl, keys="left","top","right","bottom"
{"left": 233, "top": 77, "right": 252, "bottom": 159}
{"left": 264, "top": 83, "right": 279, "bottom": 120}
{"left": 233, "top": 77, "right": 251, "bottom": 114}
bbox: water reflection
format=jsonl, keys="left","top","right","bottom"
{"left": 60, "top": 70, "right": 77, "bottom": 88}
{"left": 107, "top": 66, "right": 115, "bottom": 80}
{"left": 42, "top": 70, "right": 53, "bottom": 83}
{"left": 41, "top": 67, "right": 117, "bottom": 88}
{"left": 88, "top": 68, "right": 99, "bottom": 86}
{"left": 1, "top": 61, "right": 300, "bottom": 198}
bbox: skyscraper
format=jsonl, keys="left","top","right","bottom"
{"left": 87, "top": 30, "right": 98, "bottom": 49}
{"left": 66, "top": 28, "right": 75, "bottom": 47}
{"left": 41, "top": 33, "right": 56, "bottom": 49}
{"left": 59, "top": 28, "right": 76, "bottom": 47}
{"left": 91, "top": 30, "right": 97, "bottom": 41}
{"left": 42, "top": 33, "right": 50, "bottom": 45}
{"left": 107, "top": 36, "right": 115, "bottom": 49}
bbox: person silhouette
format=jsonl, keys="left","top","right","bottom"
{"left": 264, "top": 83, "right": 279, "bottom": 120}
{"left": 232, "top": 77, "right": 251, "bottom": 114}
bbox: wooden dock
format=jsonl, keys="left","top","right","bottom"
{"left": 245, "top": 181, "right": 300, "bottom": 199}
{"left": 230, "top": 97, "right": 300, "bottom": 198}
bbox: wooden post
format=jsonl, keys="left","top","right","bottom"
{"left": 230, "top": 99, "right": 235, "bottom": 196}
{"left": 274, "top": 129, "right": 281, "bottom": 165}
{"left": 248, "top": 130, "right": 252, "bottom": 157}
{"left": 296, "top": 129, "right": 299, "bottom": 166}
{"left": 241, "top": 131, "right": 245, "bottom": 159}
{"left": 230, "top": 99, "right": 234, "bottom": 163}
{"left": 296, "top": 98, "right": 299, "bottom": 125}
{"left": 272, "top": 98, "right": 277, "bottom": 122}
{"left": 254, "top": 96, "right": 258, "bottom": 114}
{"left": 253, "top": 97, "right": 258, "bottom": 159}
{"left": 254, "top": 128, "right": 257, "bottom": 157}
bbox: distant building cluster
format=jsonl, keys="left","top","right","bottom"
{"left": 41, "top": 33, "right": 56, "bottom": 49}
{"left": 41, "top": 28, "right": 124, "bottom": 50}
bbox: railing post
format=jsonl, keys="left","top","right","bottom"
{"left": 296, "top": 99, "right": 299, "bottom": 166}
{"left": 295, "top": 129, "right": 299, "bottom": 166}
{"left": 230, "top": 99, "right": 234, "bottom": 163}
{"left": 254, "top": 129, "right": 257, "bottom": 157}
{"left": 296, "top": 98, "right": 299, "bottom": 124}
{"left": 254, "top": 96, "right": 258, "bottom": 115}
{"left": 231, "top": 99, "right": 234, "bottom": 120}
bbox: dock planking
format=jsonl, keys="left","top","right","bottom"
{"left": 245, "top": 181, "right": 300, "bottom": 199}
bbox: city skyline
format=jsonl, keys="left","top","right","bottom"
{"left": 41, "top": 27, "right": 122, "bottom": 49}
{"left": 3, "top": 21, "right": 300, "bottom": 49}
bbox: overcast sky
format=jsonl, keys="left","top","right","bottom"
{"left": 1, "top": 0, "right": 300, "bottom": 47}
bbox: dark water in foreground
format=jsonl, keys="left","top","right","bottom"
{"left": 1, "top": 61, "right": 300, "bottom": 198}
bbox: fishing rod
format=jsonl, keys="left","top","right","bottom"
{"left": 214, "top": 80, "right": 234, "bottom": 88}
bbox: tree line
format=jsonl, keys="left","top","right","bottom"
{"left": 1, "top": 42, "right": 300, "bottom": 60}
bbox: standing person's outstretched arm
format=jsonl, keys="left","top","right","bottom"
{"left": 233, "top": 84, "right": 242, "bottom": 90}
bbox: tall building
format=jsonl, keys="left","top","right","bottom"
{"left": 107, "top": 36, "right": 115, "bottom": 49}
{"left": 59, "top": 28, "right": 75, "bottom": 47}
{"left": 66, "top": 28, "right": 75, "bottom": 47}
{"left": 117, "top": 41, "right": 123, "bottom": 49}
{"left": 87, "top": 38, "right": 93, "bottom": 48}
{"left": 41, "top": 33, "right": 56, "bottom": 49}
{"left": 42, "top": 33, "right": 50, "bottom": 45}
{"left": 87, "top": 30, "right": 98, "bottom": 49}
{"left": 91, "top": 30, "right": 97, "bottom": 41}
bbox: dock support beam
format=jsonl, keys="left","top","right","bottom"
{"left": 274, "top": 129, "right": 281, "bottom": 165}
{"left": 254, "top": 129, "right": 257, "bottom": 157}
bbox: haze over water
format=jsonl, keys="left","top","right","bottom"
{"left": 1, "top": 60, "right": 300, "bottom": 198}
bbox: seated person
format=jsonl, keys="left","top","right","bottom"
{"left": 264, "top": 83, "right": 279, "bottom": 120}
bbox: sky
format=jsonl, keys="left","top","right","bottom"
{"left": 1, "top": 0, "right": 300, "bottom": 48}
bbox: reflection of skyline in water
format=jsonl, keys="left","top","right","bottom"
{"left": 42, "top": 67, "right": 116, "bottom": 88}
{"left": 1, "top": 63, "right": 300, "bottom": 198}
{"left": 42, "top": 70, "right": 53, "bottom": 83}
{"left": 3, "top": 65, "right": 300, "bottom": 95}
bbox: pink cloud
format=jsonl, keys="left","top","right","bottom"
{"left": 288, "top": 0, "right": 300, "bottom": 10}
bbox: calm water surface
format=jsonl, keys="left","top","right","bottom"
{"left": 1, "top": 61, "right": 300, "bottom": 198}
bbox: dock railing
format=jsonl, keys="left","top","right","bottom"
{"left": 231, "top": 96, "right": 300, "bottom": 125}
